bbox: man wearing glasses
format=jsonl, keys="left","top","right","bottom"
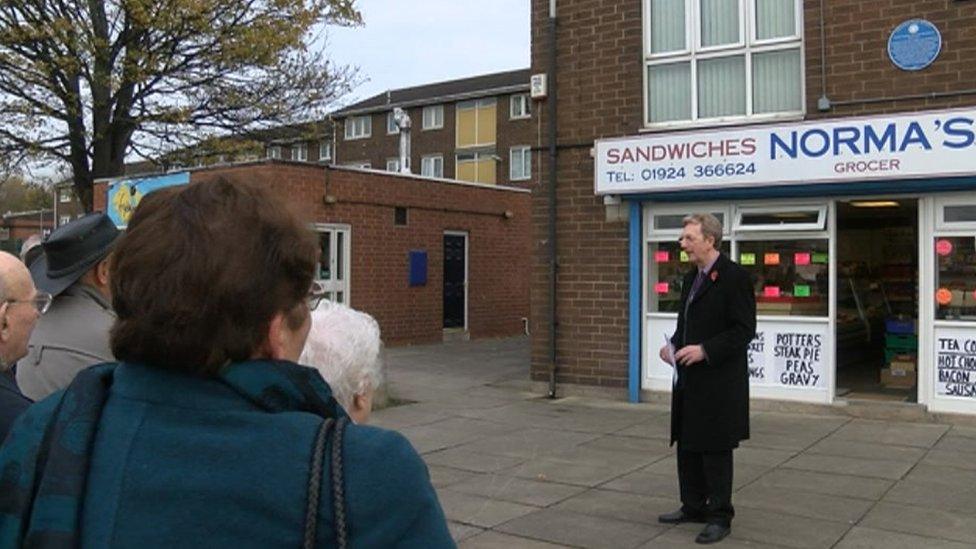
{"left": 17, "top": 213, "right": 120, "bottom": 401}
{"left": 0, "top": 252, "right": 51, "bottom": 441}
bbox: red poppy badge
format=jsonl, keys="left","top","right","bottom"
{"left": 710, "top": 270, "right": 718, "bottom": 282}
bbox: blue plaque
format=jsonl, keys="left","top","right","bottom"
{"left": 887, "top": 19, "right": 941, "bottom": 71}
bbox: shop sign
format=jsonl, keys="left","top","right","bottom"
{"left": 888, "top": 20, "right": 941, "bottom": 72}
{"left": 106, "top": 172, "right": 190, "bottom": 228}
{"left": 936, "top": 328, "right": 976, "bottom": 399}
{"left": 747, "top": 323, "right": 827, "bottom": 389}
{"left": 595, "top": 107, "right": 976, "bottom": 195}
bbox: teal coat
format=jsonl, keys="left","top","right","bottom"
{"left": 1, "top": 362, "right": 454, "bottom": 548}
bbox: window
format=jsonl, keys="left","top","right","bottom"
{"left": 319, "top": 142, "right": 332, "bottom": 162}
{"left": 510, "top": 146, "right": 531, "bottom": 181}
{"left": 316, "top": 225, "right": 351, "bottom": 305}
{"left": 734, "top": 205, "right": 826, "bottom": 232}
{"left": 456, "top": 152, "right": 496, "bottom": 184}
{"left": 386, "top": 158, "right": 400, "bottom": 172}
{"left": 644, "top": 0, "right": 802, "bottom": 126}
{"left": 387, "top": 111, "right": 399, "bottom": 134}
{"left": 267, "top": 146, "right": 282, "bottom": 159}
{"left": 292, "top": 143, "right": 308, "bottom": 162}
{"left": 421, "top": 155, "right": 444, "bottom": 178}
{"left": 456, "top": 99, "right": 496, "bottom": 148}
{"left": 344, "top": 161, "right": 371, "bottom": 169}
{"left": 510, "top": 94, "right": 531, "bottom": 119}
{"left": 344, "top": 115, "right": 371, "bottom": 140}
{"left": 394, "top": 207, "right": 408, "bottom": 226}
{"left": 59, "top": 189, "right": 72, "bottom": 203}
{"left": 59, "top": 215, "right": 71, "bottom": 226}
{"left": 423, "top": 105, "right": 444, "bottom": 130}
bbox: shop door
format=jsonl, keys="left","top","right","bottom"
{"left": 835, "top": 199, "right": 918, "bottom": 401}
{"left": 316, "top": 225, "right": 350, "bottom": 305}
{"left": 443, "top": 232, "right": 467, "bottom": 329}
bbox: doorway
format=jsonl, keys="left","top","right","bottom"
{"left": 835, "top": 199, "right": 918, "bottom": 401}
{"left": 443, "top": 232, "right": 467, "bottom": 330}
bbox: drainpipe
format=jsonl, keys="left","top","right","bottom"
{"left": 546, "top": 0, "right": 559, "bottom": 399}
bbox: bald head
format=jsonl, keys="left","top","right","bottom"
{"left": 1, "top": 251, "right": 40, "bottom": 368}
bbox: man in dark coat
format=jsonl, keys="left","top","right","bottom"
{"left": 658, "top": 213, "right": 756, "bottom": 545}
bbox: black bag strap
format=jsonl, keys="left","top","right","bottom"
{"left": 303, "top": 416, "right": 350, "bottom": 549}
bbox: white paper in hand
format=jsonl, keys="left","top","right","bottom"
{"left": 663, "top": 333, "right": 678, "bottom": 387}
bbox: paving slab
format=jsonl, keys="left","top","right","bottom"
{"left": 459, "top": 428, "right": 602, "bottom": 460}
{"left": 505, "top": 456, "right": 646, "bottom": 487}
{"left": 710, "top": 508, "right": 851, "bottom": 549}
{"left": 637, "top": 528, "right": 793, "bottom": 549}
{"left": 933, "top": 433, "right": 976, "bottom": 454}
{"left": 496, "top": 508, "right": 663, "bottom": 549}
{"left": 883, "top": 480, "right": 976, "bottom": 516}
{"left": 436, "top": 489, "right": 540, "bottom": 529}
{"left": 551, "top": 488, "right": 677, "bottom": 525}
{"left": 748, "top": 469, "right": 893, "bottom": 501}
{"left": 749, "top": 412, "right": 849, "bottom": 437}
{"left": 733, "top": 446, "right": 797, "bottom": 467}
{"left": 642, "top": 458, "right": 770, "bottom": 489}
{"left": 919, "top": 448, "right": 976, "bottom": 471}
{"left": 578, "top": 433, "right": 674, "bottom": 457}
{"left": 901, "top": 461, "right": 976, "bottom": 487}
{"left": 459, "top": 531, "right": 572, "bottom": 548}
{"left": 449, "top": 522, "right": 485, "bottom": 543}
{"left": 734, "top": 483, "right": 874, "bottom": 524}
{"left": 398, "top": 417, "right": 514, "bottom": 454}
{"left": 369, "top": 404, "right": 451, "bottom": 430}
{"left": 859, "top": 501, "right": 975, "bottom": 544}
{"left": 447, "top": 474, "right": 587, "bottom": 507}
{"left": 834, "top": 527, "right": 975, "bottom": 549}
{"left": 780, "top": 453, "right": 913, "bottom": 480}
{"left": 613, "top": 416, "right": 674, "bottom": 440}
{"left": 601, "top": 469, "right": 680, "bottom": 499}
{"left": 428, "top": 465, "right": 481, "bottom": 489}
{"left": 829, "top": 419, "right": 949, "bottom": 448}
{"left": 804, "top": 438, "right": 927, "bottom": 464}
{"left": 743, "top": 431, "right": 825, "bottom": 452}
{"left": 423, "top": 447, "right": 529, "bottom": 474}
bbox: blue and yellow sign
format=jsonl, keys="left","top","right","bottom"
{"left": 106, "top": 172, "right": 189, "bottom": 228}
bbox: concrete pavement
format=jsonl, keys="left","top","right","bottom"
{"left": 373, "top": 336, "right": 976, "bottom": 549}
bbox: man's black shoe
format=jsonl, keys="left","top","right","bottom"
{"left": 695, "top": 523, "right": 731, "bottom": 544}
{"left": 657, "top": 510, "right": 706, "bottom": 524}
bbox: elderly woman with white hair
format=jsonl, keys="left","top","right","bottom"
{"left": 300, "top": 301, "right": 384, "bottom": 424}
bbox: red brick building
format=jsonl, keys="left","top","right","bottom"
{"left": 531, "top": 0, "right": 976, "bottom": 415}
{"left": 95, "top": 161, "right": 530, "bottom": 345}
{"left": 0, "top": 210, "right": 53, "bottom": 256}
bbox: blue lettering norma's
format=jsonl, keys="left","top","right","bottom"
{"left": 769, "top": 121, "right": 944, "bottom": 160}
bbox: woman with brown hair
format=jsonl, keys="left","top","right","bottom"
{"left": 0, "top": 176, "right": 453, "bottom": 548}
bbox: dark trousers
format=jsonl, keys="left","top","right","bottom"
{"left": 677, "top": 446, "right": 734, "bottom": 526}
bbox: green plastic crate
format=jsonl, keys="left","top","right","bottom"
{"left": 885, "top": 333, "right": 918, "bottom": 351}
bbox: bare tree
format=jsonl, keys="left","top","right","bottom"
{"left": 0, "top": 0, "right": 360, "bottom": 210}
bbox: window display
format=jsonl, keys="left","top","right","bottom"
{"left": 935, "top": 236, "right": 976, "bottom": 321}
{"left": 738, "top": 239, "right": 829, "bottom": 317}
{"left": 648, "top": 241, "right": 730, "bottom": 313}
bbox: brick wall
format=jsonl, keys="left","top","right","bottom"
{"left": 95, "top": 161, "right": 531, "bottom": 346}
{"left": 529, "top": 0, "right": 976, "bottom": 390}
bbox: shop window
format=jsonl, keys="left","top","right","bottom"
{"left": 456, "top": 99, "right": 496, "bottom": 148}
{"left": 935, "top": 237, "right": 976, "bottom": 321}
{"left": 738, "top": 239, "right": 829, "bottom": 317}
{"left": 734, "top": 205, "right": 826, "bottom": 231}
{"left": 938, "top": 199, "right": 976, "bottom": 230}
{"left": 648, "top": 240, "right": 731, "bottom": 313}
{"left": 644, "top": 0, "right": 802, "bottom": 126}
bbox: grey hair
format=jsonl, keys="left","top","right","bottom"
{"left": 19, "top": 234, "right": 43, "bottom": 263}
{"left": 682, "top": 213, "right": 723, "bottom": 248}
{"left": 299, "top": 302, "right": 384, "bottom": 412}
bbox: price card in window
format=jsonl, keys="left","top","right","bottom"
{"left": 654, "top": 282, "right": 669, "bottom": 294}
{"left": 764, "top": 253, "right": 780, "bottom": 265}
{"left": 763, "top": 286, "right": 781, "bottom": 297}
{"left": 794, "top": 285, "right": 811, "bottom": 297}
{"left": 680, "top": 251, "right": 689, "bottom": 262}
{"left": 740, "top": 253, "right": 756, "bottom": 265}
{"left": 794, "top": 253, "right": 811, "bottom": 266}
{"left": 812, "top": 252, "right": 828, "bottom": 264}
{"left": 654, "top": 250, "right": 669, "bottom": 263}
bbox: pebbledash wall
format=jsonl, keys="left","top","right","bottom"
{"left": 94, "top": 161, "right": 530, "bottom": 346}
{"left": 530, "top": 0, "right": 976, "bottom": 414}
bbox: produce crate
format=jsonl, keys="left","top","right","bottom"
{"left": 885, "top": 333, "right": 918, "bottom": 351}
{"left": 885, "top": 318, "right": 917, "bottom": 335}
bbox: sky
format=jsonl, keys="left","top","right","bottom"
{"left": 322, "top": 0, "right": 531, "bottom": 105}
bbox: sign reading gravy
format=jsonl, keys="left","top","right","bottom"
{"left": 747, "top": 324, "right": 827, "bottom": 389}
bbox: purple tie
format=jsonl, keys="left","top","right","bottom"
{"left": 689, "top": 269, "right": 706, "bottom": 301}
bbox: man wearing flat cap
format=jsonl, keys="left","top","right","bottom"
{"left": 17, "top": 213, "right": 120, "bottom": 401}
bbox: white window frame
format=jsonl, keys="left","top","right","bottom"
{"left": 510, "top": 94, "right": 531, "bottom": 119}
{"left": 292, "top": 143, "right": 308, "bottom": 162}
{"left": 642, "top": 0, "right": 805, "bottom": 130}
{"left": 421, "top": 154, "right": 444, "bottom": 178}
{"left": 646, "top": 204, "right": 732, "bottom": 241}
{"left": 319, "top": 142, "right": 332, "bottom": 162}
{"left": 59, "top": 189, "right": 72, "bottom": 203}
{"left": 387, "top": 111, "right": 398, "bottom": 135}
{"left": 733, "top": 204, "right": 828, "bottom": 232}
{"left": 935, "top": 196, "right": 976, "bottom": 231}
{"left": 344, "top": 161, "right": 371, "bottom": 169}
{"left": 509, "top": 146, "right": 531, "bottom": 181}
{"left": 344, "top": 115, "right": 371, "bottom": 140}
{"left": 386, "top": 158, "right": 400, "bottom": 172}
{"left": 267, "top": 145, "right": 282, "bottom": 159}
{"left": 422, "top": 105, "right": 444, "bottom": 130}
{"left": 59, "top": 215, "right": 71, "bottom": 226}
{"left": 313, "top": 223, "right": 352, "bottom": 306}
